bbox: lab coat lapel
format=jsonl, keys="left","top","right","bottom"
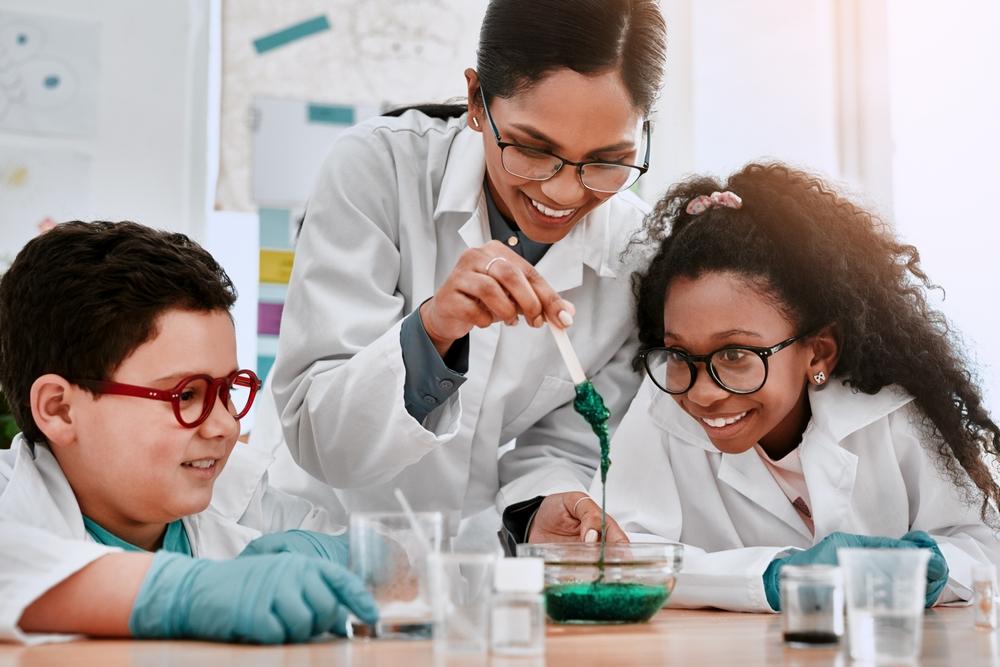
{"left": 451, "top": 200, "right": 501, "bottom": 509}
{"left": 717, "top": 450, "right": 814, "bottom": 541}
{"left": 798, "top": 382, "right": 909, "bottom": 537}
{"left": 535, "top": 201, "right": 619, "bottom": 293}
{"left": 0, "top": 437, "right": 88, "bottom": 540}
{"left": 798, "top": 422, "right": 858, "bottom": 538}
{"left": 649, "top": 394, "right": 812, "bottom": 539}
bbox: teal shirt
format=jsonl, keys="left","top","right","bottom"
{"left": 83, "top": 516, "right": 193, "bottom": 556}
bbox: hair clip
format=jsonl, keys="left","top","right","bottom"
{"left": 686, "top": 190, "right": 743, "bottom": 215}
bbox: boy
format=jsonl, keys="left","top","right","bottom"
{"left": 0, "top": 221, "right": 377, "bottom": 643}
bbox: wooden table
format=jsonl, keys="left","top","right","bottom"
{"left": 2, "top": 607, "right": 997, "bottom": 666}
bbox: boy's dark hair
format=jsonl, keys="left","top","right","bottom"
{"left": 0, "top": 221, "right": 237, "bottom": 443}
{"left": 634, "top": 162, "right": 1000, "bottom": 524}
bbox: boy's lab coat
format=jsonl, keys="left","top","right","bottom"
{"left": 0, "top": 434, "right": 335, "bottom": 643}
{"left": 596, "top": 378, "right": 1000, "bottom": 612}
{"left": 255, "top": 110, "right": 648, "bottom": 549}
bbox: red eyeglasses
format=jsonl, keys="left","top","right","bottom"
{"left": 75, "top": 369, "right": 262, "bottom": 428}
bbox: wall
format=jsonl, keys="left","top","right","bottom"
{"left": 885, "top": 0, "right": 1000, "bottom": 414}
{"left": 0, "top": 0, "right": 209, "bottom": 255}
{"left": 648, "top": 0, "right": 841, "bottom": 204}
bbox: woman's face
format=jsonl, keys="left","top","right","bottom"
{"left": 662, "top": 272, "right": 819, "bottom": 458}
{"left": 466, "top": 67, "right": 645, "bottom": 245}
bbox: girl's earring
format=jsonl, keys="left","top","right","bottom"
{"left": 472, "top": 116, "right": 481, "bottom": 129}
{"left": 813, "top": 371, "right": 826, "bottom": 385}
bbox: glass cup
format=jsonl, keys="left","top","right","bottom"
{"left": 428, "top": 552, "right": 496, "bottom": 654}
{"left": 349, "top": 510, "right": 444, "bottom": 639}
{"left": 780, "top": 564, "right": 844, "bottom": 647}
{"left": 838, "top": 548, "right": 930, "bottom": 663}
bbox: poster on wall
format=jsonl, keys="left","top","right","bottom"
{"left": 0, "top": 145, "right": 92, "bottom": 267}
{"left": 216, "top": 0, "right": 488, "bottom": 211}
{"left": 0, "top": 10, "right": 100, "bottom": 138}
{"left": 251, "top": 96, "right": 380, "bottom": 208}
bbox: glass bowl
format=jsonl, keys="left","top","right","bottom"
{"left": 516, "top": 542, "right": 683, "bottom": 624}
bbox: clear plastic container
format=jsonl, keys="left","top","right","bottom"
{"left": 780, "top": 564, "right": 844, "bottom": 647}
{"left": 515, "top": 542, "right": 683, "bottom": 624}
{"left": 491, "top": 557, "right": 546, "bottom": 656}
{"left": 973, "top": 563, "right": 997, "bottom": 629}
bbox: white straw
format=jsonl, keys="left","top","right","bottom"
{"left": 549, "top": 323, "right": 587, "bottom": 384}
{"left": 393, "top": 487, "right": 433, "bottom": 555}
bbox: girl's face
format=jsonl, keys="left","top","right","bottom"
{"left": 466, "top": 67, "right": 645, "bottom": 245}
{"left": 662, "top": 272, "right": 822, "bottom": 458}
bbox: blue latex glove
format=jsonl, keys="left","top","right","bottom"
{"left": 239, "top": 529, "right": 350, "bottom": 565}
{"left": 900, "top": 530, "right": 949, "bottom": 606}
{"left": 763, "top": 532, "right": 916, "bottom": 611}
{"left": 129, "top": 551, "right": 378, "bottom": 644}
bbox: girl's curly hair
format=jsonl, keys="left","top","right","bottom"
{"left": 633, "top": 162, "right": 1000, "bottom": 523}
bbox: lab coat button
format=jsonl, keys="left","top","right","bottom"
{"left": 439, "top": 379, "right": 454, "bottom": 390}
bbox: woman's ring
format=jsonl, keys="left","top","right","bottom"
{"left": 572, "top": 495, "right": 593, "bottom": 516}
{"left": 484, "top": 256, "right": 509, "bottom": 275}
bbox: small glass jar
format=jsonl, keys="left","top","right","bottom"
{"left": 490, "top": 557, "right": 546, "bottom": 656}
{"left": 781, "top": 564, "right": 844, "bottom": 647}
{"left": 973, "top": 563, "right": 997, "bottom": 629}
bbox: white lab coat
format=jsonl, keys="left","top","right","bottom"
{"left": 254, "top": 110, "right": 649, "bottom": 549}
{"left": 0, "top": 435, "right": 341, "bottom": 644}
{"left": 594, "top": 378, "right": 1000, "bottom": 612}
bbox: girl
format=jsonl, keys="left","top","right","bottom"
{"left": 595, "top": 162, "right": 1000, "bottom": 612}
{"left": 254, "top": 0, "right": 666, "bottom": 549}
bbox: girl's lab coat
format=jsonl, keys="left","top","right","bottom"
{"left": 255, "top": 110, "right": 648, "bottom": 548}
{"left": 595, "top": 378, "right": 1000, "bottom": 612}
{"left": 0, "top": 435, "right": 338, "bottom": 644}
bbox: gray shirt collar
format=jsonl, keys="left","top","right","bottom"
{"left": 483, "top": 183, "right": 551, "bottom": 266}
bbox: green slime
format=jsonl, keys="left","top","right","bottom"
{"left": 573, "top": 380, "right": 611, "bottom": 562}
{"left": 545, "top": 582, "right": 667, "bottom": 624}
{"left": 565, "top": 384, "right": 670, "bottom": 623}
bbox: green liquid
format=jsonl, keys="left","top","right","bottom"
{"left": 545, "top": 582, "right": 667, "bottom": 624}
{"left": 573, "top": 380, "right": 611, "bottom": 563}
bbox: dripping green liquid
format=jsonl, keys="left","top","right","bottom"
{"left": 556, "top": 382, "right": 671, "bottom": 623}
{"left": 572, "top": 380, "right": 611, "bottom": 567}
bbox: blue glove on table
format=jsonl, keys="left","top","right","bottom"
{"left": 763, "top": 532, "right": 930, "bottom": 611}
{"left": 900, "top": 530, "right": 949, "bottom": 606}
{"left": 129, "top": 551, "right": 378, "bottom": 643}
{"left": 239, "top": 529, "right": 350, "bottom": 565}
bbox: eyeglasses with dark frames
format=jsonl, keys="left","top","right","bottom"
{"left": 478, "top": 85, "right": 650, "bottom": 194}
{"left": 639, "top": 334, "right": 808, "bottom": 396}
{"left": 74, "top": 369, "right": 262, "bottom": 429}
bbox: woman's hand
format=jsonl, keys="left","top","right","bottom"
{"left": 527, "top": 492, "right": 629, "bottom": 544}
{"left": 419, "top": 240, "right": 575, "bottom": 356}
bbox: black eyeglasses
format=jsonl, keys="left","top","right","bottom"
{"left": 639, "top": 334, "right": 807, "bottom": 395}
{"left": 478, "top": 85, "right": 650, "bottom": 194}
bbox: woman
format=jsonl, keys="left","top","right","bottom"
{"left": 254, "top": 0, "right": 667, "bottom": 548}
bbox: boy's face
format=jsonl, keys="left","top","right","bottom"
{"left": 62, "top": 308, "right": 241, "bottom": 528}
{"left": 662, "top": 272, "right": 815, "bottom": 458}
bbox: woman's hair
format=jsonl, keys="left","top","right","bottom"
{"left": 476, "top": 0, "right": 666, "bottom": 114}
{"left": 633, "top": 162, "right": 1000, "bottom": 522}
{"left": 388, "top": 0, "right": 667, "bottom": 118}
